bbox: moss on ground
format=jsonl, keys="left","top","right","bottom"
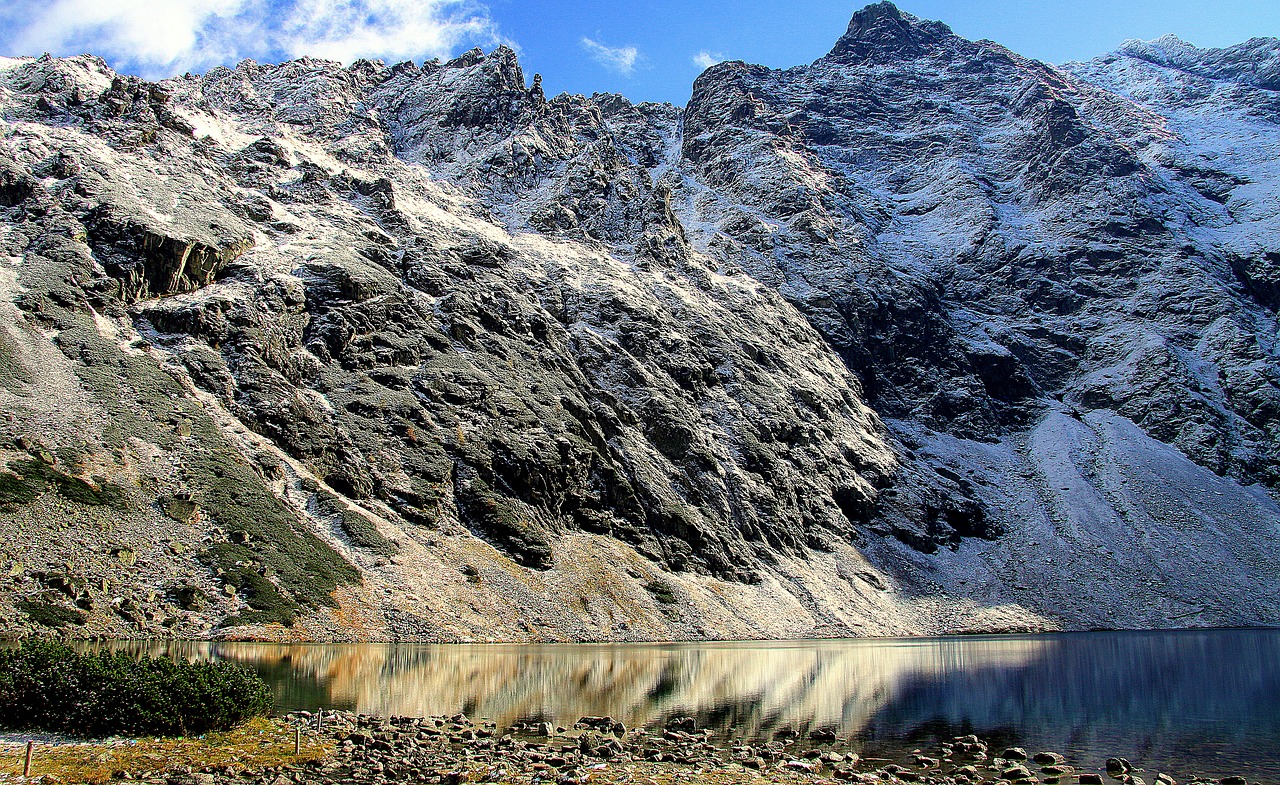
{"left": 17, "top": 599, "right": 87, "bottom": 627}
{"left": 314, "top": 490, "right": 399, "bottom": 557}
{"left": 0, "top": 470, "right": 44, "bottom": 509}
{"left": 160, "top": 495, "right": 198, "bottom": 522}
{"left": 0, "top": 459, "right": 132, "bottom": 510}
{"left": 53, "top": 472, "right": 132, "bottom": 508}
{"left": 644, "top": 579, "right": 678, "bottom": 604}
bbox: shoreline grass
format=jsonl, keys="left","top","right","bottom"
{"left": 0, "top": 717, "right": 330, "bottom": 784}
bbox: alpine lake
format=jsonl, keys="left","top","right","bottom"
{"left": 97, "top": 629, "right": 1280, "bottom": 784}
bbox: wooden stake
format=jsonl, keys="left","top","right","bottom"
{"left": 317, "top": 709, "right": 324, "bottom": 733}
{"left": 294, "top": 726, "right": 301, "bottom": 755}
{"left": 23, "top": 741, "right": 33, "bottom": 778}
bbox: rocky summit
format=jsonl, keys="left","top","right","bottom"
{"left": 0, "top": 3, "right": 1278, "bottom": 642}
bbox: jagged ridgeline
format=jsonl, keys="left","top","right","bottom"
{"left": 1, "top": 1, "right": 1278, "bottom": 641}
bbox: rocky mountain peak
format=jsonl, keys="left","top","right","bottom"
{"left": 447, "top": 44, "right": 524, "bottom": 82}
{"left": 1110, "top": 33, "right": 1280, "bottom": 90}
{"left": 826, "top": 1, "right": 957, "bottom": 63}
{"left": 1, "top": 7, "right": 1279, "bottom": 642}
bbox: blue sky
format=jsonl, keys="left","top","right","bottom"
{"left": 2, "top": 0, "right": 1278, "bottom": 105}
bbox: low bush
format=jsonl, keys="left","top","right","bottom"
{"left": 199, "top": 543, "right": 301, "bottom": 627}
{"left": 644, "top": 579, "right": 678, "bottom": 604}
{"left": 314, "top": 490, "right": 399, "bottom": 557}
{"left": 17, "top": 599, "right": 87, "bottom": 627}
{"left": 0, "top": 641, "right": 273, "bottom": 737}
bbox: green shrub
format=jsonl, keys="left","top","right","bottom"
{"left": 314, "top": 490, "right": 399, "bottom": 556}
{"left": 0, "top": 459, "right": 132, "bottom": 510}
{"left": 644, "top": 579, "right": 678, "bottom": 604}
{"left": 17, "top": 600, "right": 87, "bottom": 627}
{"left": 0, "top": 641, "right": 272, "bottom": 737}
{"left": 199, "top": 544, "right": 300, "bottom": 627}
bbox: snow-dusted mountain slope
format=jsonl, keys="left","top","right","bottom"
{"left": 0, "top": 3, "right": 1276, "bottom": 641}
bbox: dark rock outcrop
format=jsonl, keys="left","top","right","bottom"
{"left": 1, "top": 4, "right": 1278, "bottom": 639}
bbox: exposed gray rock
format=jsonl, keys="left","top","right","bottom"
{"left": 0, "top": 3, "right": 1278, "bottom": 640}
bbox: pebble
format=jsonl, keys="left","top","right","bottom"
{"left": 22, "top": 711, "right": 1253, "bottom": 785}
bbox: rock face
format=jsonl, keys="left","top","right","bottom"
{"left": 0, "top": 5, "right": 1278, "bottom": 641}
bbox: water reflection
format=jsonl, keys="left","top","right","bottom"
{"left": 111, "top": 636, "right": 1046, "bottom": 734}
{"left": 861, "top": 629, "right": 1280, "bottom": 782}
{"left": 103, "top": 630, "right": 1280, "bottom": 783}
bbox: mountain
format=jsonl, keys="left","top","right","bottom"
{"left": 1, "top": 3, "right": 1277, "bottom": 642}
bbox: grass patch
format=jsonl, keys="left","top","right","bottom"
{"left": 0, "top": 716, "right": 328, "bottom": 784}
{"left": 199, "top": 543, "right": 301, "bottom": 627}
{"left": 0, "top": 641, "right": 272, "bottom": 737}
{"left": 17, "top": 599, "right": 87, "bottom": 627}
{"left": 644, "top": 579, "right": 678, "bottom": 605}
{"left": 0, "top": 459, "right": 132, "bottom": 510}
{"left": 315, "top": 490, "right": 399, "bottom": 557}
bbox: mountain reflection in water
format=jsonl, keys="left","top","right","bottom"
{"left": 104, "top": 629, "right": 1280, "bottom": 783}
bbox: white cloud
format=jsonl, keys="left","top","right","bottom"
{"left": 275, "top": 0, "right": 493, "bottom": 63}
{"left": 0, "top": 0, "right": 498, "bottom": 78}
{"left": 693, "top": 50, "right": 722, "bottom": 69}
{"left": 580, "top": 36, "right": 638, "bottom": 76}
{"left": 6, "top": 0, "right": 250, "bottom": 75}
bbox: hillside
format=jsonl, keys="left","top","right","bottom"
{"left": 0, "top": 2, "right": 1277, "bottom": 641}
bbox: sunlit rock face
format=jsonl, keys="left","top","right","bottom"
{"left": 681, "top": 3, "right": 1279, "bottom": 481}
{"left": 0, "top": 3, "right": 1278, "bottom": 641}
{"left": 672, "top": 3, "right": 1280, "bottom": 625}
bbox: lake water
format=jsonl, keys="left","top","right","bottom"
{"left": 103, "top": 629, "right": 1280, "bottom": 783}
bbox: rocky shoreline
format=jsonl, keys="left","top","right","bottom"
{"left": 15, "top": 711, "right": 1259, "bottom": 785}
